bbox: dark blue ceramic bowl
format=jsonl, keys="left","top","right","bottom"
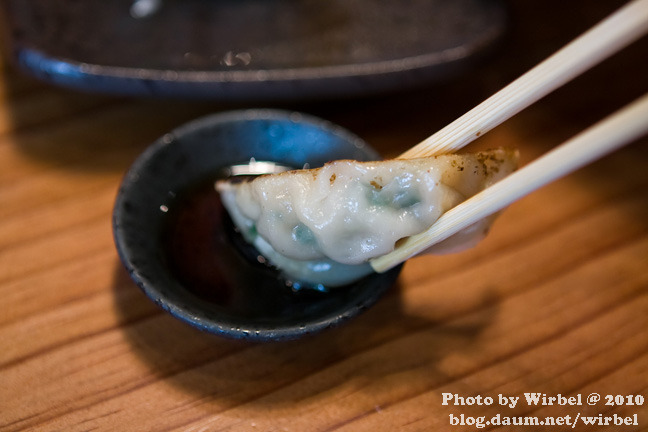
{"left": 113, "top": 109, "right": 402, "bottom": 341}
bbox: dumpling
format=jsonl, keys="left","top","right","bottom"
{"left": 217, "top": 148, "right": 518, "bottom": 286}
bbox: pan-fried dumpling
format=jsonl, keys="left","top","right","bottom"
{"left": 217, "top": 148, "right": 518, "bottom": 287}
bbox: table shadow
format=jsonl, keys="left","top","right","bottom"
{"left": 112, "top": 259, "right": 500, "bottom": 410}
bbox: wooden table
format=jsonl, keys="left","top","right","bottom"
{"left": 1, "top": 1, "right": 647, "bottom": 431}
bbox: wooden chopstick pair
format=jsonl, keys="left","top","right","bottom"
{"left": 370, "top": 0, "right": 648, "bottom": 273}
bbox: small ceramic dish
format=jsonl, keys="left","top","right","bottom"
{"left": 113, "top": 109, "right": 402, "bottom": 341}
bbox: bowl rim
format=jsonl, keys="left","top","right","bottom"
{"left": 112, "top": 109, "right": 401, "bottom": 341}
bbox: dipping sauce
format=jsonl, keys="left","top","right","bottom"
{"left": 161, "top": 178, "right": 378, "bottom": 324}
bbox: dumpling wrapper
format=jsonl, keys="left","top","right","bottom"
{"left": 217, "top": 148, "right": 518, "bottom": 287}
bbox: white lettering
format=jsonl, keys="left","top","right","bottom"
{"left": 441, "top": 393, "right": 454, "bottom": 405}
{"left": 524, "top": 392, "right": 542, "bottom": 405}
{"left": 498, "top": 394, "right": 519, "bottom": 408}
{"left": 441, "top": 393, "right": 494, "bottom": 406}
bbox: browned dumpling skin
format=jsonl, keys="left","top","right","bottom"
{"left": 217, "top": 148, "right": 518, "bottom": 286}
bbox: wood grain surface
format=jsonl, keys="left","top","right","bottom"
{"left": 1, "top": 1, "right": 647, "bottom": 431}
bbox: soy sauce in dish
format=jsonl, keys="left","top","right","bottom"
{"left": 161, "top": 178, "right": 352, "bottom": 322}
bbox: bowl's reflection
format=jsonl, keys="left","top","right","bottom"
{"left": 112, "top": 109, "right": 402, "bottom": 341}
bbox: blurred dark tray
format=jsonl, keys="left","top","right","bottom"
{"left": 2, "top": 0, "right": 507, "bottom": 101}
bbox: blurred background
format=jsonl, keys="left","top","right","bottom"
{"left": 1, "top": 0, "right": 646, "bottom": 160}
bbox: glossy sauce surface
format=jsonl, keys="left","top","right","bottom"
{"left": 161, "top": 179, "right": 380, "bottom": 326}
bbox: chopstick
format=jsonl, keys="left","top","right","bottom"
{"left": 371, "top": 93, "right": 648, "bottom": 273}
{"left": 398, "top": 0, "right": 648, "bottom": 159}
